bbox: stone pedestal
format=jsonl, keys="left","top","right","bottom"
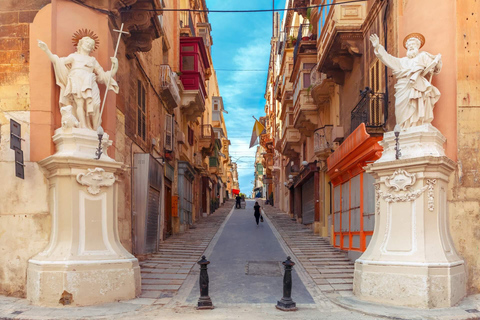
{"left": 27, "top": 128, "right": 141, "bottom": 307}
{"left": 353, "top": 124, "right": 466, "bottom": 308}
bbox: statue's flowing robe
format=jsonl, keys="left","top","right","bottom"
{"left": 374, "top": 46, "right": 441, "bottom": 128}
{"left": 51, "top": 53, "right": 119, "bottom": 116}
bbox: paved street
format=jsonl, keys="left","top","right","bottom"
{"left": 186, "top": 200, "right": 314, "bottom": 305}
{"left": 1, "top": 199, "right": 480, "bottom": 320}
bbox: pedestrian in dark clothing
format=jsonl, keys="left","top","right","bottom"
{"left": 253, "top": 201, "right": 263, "bottom": 225}
{"left": 235, "top": 195, "right": 241, "bottom": 209}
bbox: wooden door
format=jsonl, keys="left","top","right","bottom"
{"left": 164, "top": 185, "right": 172, "bottom": 239}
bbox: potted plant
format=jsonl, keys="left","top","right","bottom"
{"left": 289, "top": 35, "right": 297, "bottom": 46}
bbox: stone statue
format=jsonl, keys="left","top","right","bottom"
{"left": 38, "top": 31, "right": 119, "bottom": 130}
{"left": 370, "top": 33, "right": 442, "bottom": 129}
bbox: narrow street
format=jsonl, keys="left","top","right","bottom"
{"left": 2, "top": 200, "right": 479, "bottom": 319}
{"left": 185, "top": 200, "right": 314, "bottom": 305}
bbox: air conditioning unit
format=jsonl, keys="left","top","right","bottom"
{"left": 332, "top": 126, "right": 344, "bottom": 142}
{"left": 177, "top": 130, "right": 186, "bottom": 144}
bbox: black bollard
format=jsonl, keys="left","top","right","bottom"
{"left": 276, "top": 256, "right": 297, "bottom": 311}
{"left": 197, "top": 255, "right": 214, "bottom": 309}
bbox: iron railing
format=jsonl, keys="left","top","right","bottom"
{"left": 201, "top": 124, "right": 213, "bottom": 138}
{"left": 159, "top": 64, "right": 181, "bottom": 106}
{"left": 350, "top": 89, "right": 386, "bottom": 134}
{"left": 314, "top": 125, "right": 334, "bottom": 154}
{"left": 179, "top": 11, "right": 195, "bottom": 36}
{"left": 293, "top": 24, "right": 310, "bottom": 63}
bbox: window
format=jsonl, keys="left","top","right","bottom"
{"left": 162, "top": 39, "right": 168, "bottom": 64}
{"left": 137, "top": 80, "right": 146, "bottom": 141}
{"left": 181, "top": 55, "right": 195, "bottom": 71}
{"left": 164, "top": 114, "right": 173, "bottom": 151}
{"left": 188, "top": 126, "right": 194, "bottom": 146}
{"left": 369, "top": 59, "right": 381, "bottom": 92}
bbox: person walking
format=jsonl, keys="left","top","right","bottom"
{"left": 253, "top": 201, "right": 264, "bottom": 226}
{"left": 235, "top": 195, "right": 241, "bottom": 209}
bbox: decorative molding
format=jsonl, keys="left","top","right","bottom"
{"left": 385, "top": 169, "right": 416, "bottom": 191}
{"left": 427, "top": 179, "right": 437, "bottom": 211}
{"left": 379, "top": 179, "right": 437, "bottom": 204}
{"left": 76, "top": 168, "right": 116, "bottom": 195}
{"left": 375, "top": 183, "right": 381, "bottom": 215}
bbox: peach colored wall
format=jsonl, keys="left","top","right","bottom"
{"left": 30, "top": 4, "right": 55, "bottom": 161}
{"left": 30, "top": 0, "right": 117, "bottom": 161}
{"left": 398, "top": 0, "right": 457, "bottom": 160}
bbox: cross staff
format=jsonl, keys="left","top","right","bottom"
{"left": 96, "top": 23, "right": 129, "bottom": 129}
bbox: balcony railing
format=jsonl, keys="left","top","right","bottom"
{"left": 293, "top": 24, "right": 311, "bottom": 63}
{"left": 180, "top": 11, "right": 195, "bottom": 36}
{"left": 159, "top": 64, "right": 181, "bottom": 106}
{"left": 209, "top": 156, "right": 219, "bottom": 168}
{"left": 314, "top": 125, "right": 333, "bottom": 154}
{"left": 351, "top": 90, "right": 386, "bottom": 134}
{"left": 201, "top": 124, "right": 213, "bottom": 138}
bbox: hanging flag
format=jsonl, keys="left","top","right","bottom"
{"left": 249, "top": 119, "right": 266, "bottom": 148}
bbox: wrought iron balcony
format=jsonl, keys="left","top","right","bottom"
{"left": 159, "top": 65, "right": 181, "bottom": 111}
{"left": 179, "top": 11, "right": 195, "bottom": 36}
{"left": 293, "top": 24, "right": 315, "bottom": 64}
{"left": 199, "top": 124, "right": 215, "bottom": 155}
{"left": 314, "top": 125, "right": 334, "bottom": 160}
{"left": 351, "top": 90, "right": 386, "bottom": 135}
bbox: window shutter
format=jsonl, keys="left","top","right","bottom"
{"left": 165, "top": 114, "right": 173, "bottom": 151}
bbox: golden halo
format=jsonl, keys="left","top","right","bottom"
{"left": 72, "top": 29, "right": 100, "bottom": 51}
{"left": 403, "top": 33, "right": 425, "bottom": 49}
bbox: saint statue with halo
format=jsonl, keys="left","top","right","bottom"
{"left": 38, "top": 29, "right": 119, "bottom": 130}
{"left": 370, "top": 33, "right": 442, "bottom": 129}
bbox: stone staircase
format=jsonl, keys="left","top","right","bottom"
{"left": 139, "top": 201, "right": 234, "bottom": 300}
{"left": 263, "top": 205, "right": 354, "bottom": 293}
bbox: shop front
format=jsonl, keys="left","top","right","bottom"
{"left": 292, "top": 162, "right": 319, "bottom": 226}
{"left": 326, "top": 124, "right": 383, "bottom": 261}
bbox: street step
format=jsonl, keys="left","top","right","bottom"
{"left": 138, "top": 201, "right": 234, "bottom": 302}
{"left": 262, "top": 202, "right": 354, "bottom": 295}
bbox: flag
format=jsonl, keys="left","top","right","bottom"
{"left": 249, "top": 119, "right": 266, "bottom": 148}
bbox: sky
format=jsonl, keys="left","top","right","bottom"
{"left": 207, "top": 0, "right": 284, "bottom": 194}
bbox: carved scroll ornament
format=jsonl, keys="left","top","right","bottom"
{"left": 76, "top": 168, "right": 116, "bottom": 195}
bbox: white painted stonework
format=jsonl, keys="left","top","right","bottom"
{"left": 376, "top": 124, "right": 446, "bottom": 163}
{"left": 27, "top": 127, "right": 141, "bottom": 307}
{"left": 353, "top": 127, "right": 466, "bottom": 308}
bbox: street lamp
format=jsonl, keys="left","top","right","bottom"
{"left": 394, "top": 124, "right": 401, "bottom": 160}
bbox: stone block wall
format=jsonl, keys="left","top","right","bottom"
{"left": 448, "top": 0, "right": 480, "bottom": 295}
{"left": 0, "top": 2, "right": 51, "bottom": 298}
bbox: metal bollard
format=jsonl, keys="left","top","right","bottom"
{"left": 197, "top": 255, "right": 214, "bottom": 309}
{"left": 276, "top": 256, "right": 297, "bottom": 311}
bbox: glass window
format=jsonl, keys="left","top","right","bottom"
{"left": 181, "top": 55, "right": 195, "bottom": 71}
{"left": 182, "top": 45, "right": 194, "bottom": 52}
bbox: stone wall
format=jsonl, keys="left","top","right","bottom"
{"left": 449, "top": 0, "right": 480, "bottom": 295}
{"left": 0, "top": 2, "right": 51, "bottom": 298}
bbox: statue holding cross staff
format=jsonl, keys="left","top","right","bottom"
{"left": 38, "top": 25, "right": 129, "bottom": 130}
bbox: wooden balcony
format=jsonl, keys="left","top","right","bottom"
{"left": 180, "top": 37, "right": 210, "bottom": 121}
{"left": 316, "top": 0, "right": 366, "bottom": 84}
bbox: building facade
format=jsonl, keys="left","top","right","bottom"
{"left": 0, "top": 0, "right": 235, "bottom": 299}
{"left": 262, "top": 0, "right": 480, "bottom": 294}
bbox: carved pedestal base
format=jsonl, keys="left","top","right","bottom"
{"left": 353, "top": 138, "right": 466, "bottom": 307}
{"left": 27, "top": 128, "right": 141, "bottom": 307}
